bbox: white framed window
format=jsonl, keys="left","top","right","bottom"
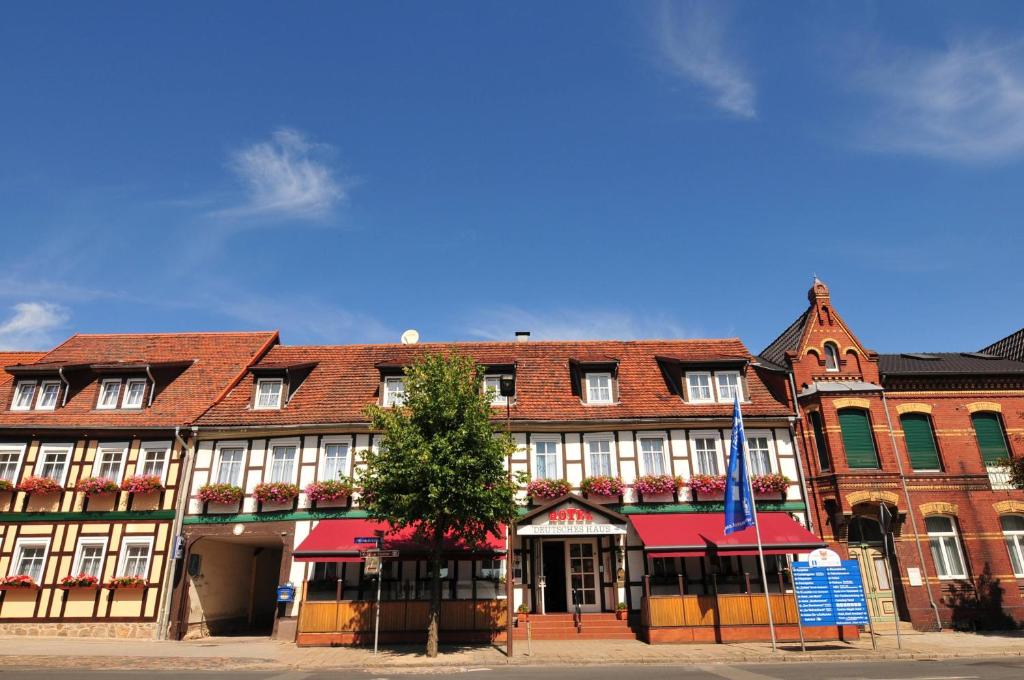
{"left": 268, "top": 443, "right": 298, "bottom": 483}
{"left": 533, "top": 438, "right": 561, "bottom": 480}
{"left": 73, "top": 537, "right": 108, "bottom": 578}
{"left": 35, "top": 381, "right": 61, "bottom": 410}
{"left": 214, "top": 444, "right": 246, "bottom": 486}
{"left": 94, "top": 443, "right": 128, "bottom": 482}
{"left": 122, "top": 379, "right": 147, "bottom": 409}
{"left": 926, "top": 516, "right": 967, "bottom": 579}
{"left": 1001, "top": 515, "right": 1024, "bottom": 578}
{"left": 639, "top": 437, "right": 667, "bottom": 476}
{"left": 824, "top": 343, "right": 840, "bottom": 372}
{"left": 715, "top": 371, "right": 742, "bottom": 403}
{"left": 746, "top": 434, "right": 774, "bottom": 476}
{"left": 585, "top": 436, "right": 614, "bottom": 477}
{"left": 484, "top": 375, "right": 510, "bottom": 406}
{"left": 97, "top": 379, "right": 121, "bottom": 409}
{"left": 12, "top": 381, "right": 37, "bottom": 411}
{"left": 320, "top": 439, "right": 351, "bottom": 480}
{"left": 0, "top": 444, "right": 26, "bottom": 483}
{"left": 10, "top": 538, "right": 50, "bottom": 583}
{"left": 585, "top": 372, "right": 613, "bottom": 404}
{"left": 140, "top": 442, "right": 171, "bottom": 483}
{"left": 383, "top": 377, "right": 406, "bottom": 407}
{"left": 691, "top": 434, "right": 720, "bottom": 475}
{"left": 38, "top": 443, "right": 73, "bottom": 485}
{"left": 254, "top": 378, "right": 284, "bottom": 410}
{"left": 686, "top": 372, "right": 713, "bottom": 403}
{"left": 117, "top": 537, "right": 154, "bottom": 578}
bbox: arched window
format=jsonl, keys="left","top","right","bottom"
{"left": 837, "top": 408, "right": 880, "bottom": 469}
{"left": 971, "top": 412, "right": 1010, "bottom": 467}
{"left": 824, "top": 343, "right": 840, "bottom": 372}
{"left": 809, "top": 411, "right": 831, "bottom": 471}
{"left": 925, "top": 516, "right": 966, "bottom": 579}
{"left": 1002, "top": 515, "right": 1024, "bottom": 577}
{"left": 900, "top": 413, "right": 942, "bottom": 471}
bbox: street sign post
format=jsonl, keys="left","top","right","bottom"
{"left": 792, "top": 549, "right": 873, "bottom": 650}
{"left": 358, "top": 547, "right": 397, "bottom": 655}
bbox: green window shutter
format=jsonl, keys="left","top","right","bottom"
{"left": 901, "top": 414, "right": 941, "bottom": 471}
{"left": 809, "top": 411, "right": 831, "bottom": 470}
{"left": 838, "top": 409, "right": 880, "bottom": 469}
{"left": 972, "top": 412, "right": 1009, "bottom": 465}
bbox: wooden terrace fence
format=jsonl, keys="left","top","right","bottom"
{"left": 297, "top": 599, "right": 506, "bottom": 635}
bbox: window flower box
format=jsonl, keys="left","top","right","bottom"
{"left": 580, "top": 475, "right": 625, "bottom": 497}
{"left": 75, "top": 477, "right": 120, "bottom": 497}
{"left": 687, "top": 474, "right": 727, "bottom": 496}
{"left": 0, "top": 575, "right": 39, "bottom": 590}
{"left": 305, "top": 478, "right": 355, "bottom": 504}
{"left": 106, "top": 576, "right": 147, "bottom": 590}
{"left": 196, "top": 483, "right": 244, "bottom": 505}
{"left": 0, "top": 480, "right": 13, "bottom": 493}
{"left": 120, "top": 474, "right": 164, "bottom": 494}
{"left": 16, "top": 476, "right": 63, "bottom": 495}
{"left": 751, "top": 473, "right": 791, "bottom": 495}
{"left": 252, "top": 482, "right": 300, "bottom": 505}
{"left": 526, "top": 478, "right": 571, "bottom": 501}
{"left": 633, "top": 474, "right": 679, "bottom": 497}
{"left": 59, "top": 574, "right": 100, "bottom": 589}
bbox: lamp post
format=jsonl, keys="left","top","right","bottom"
{"left": 500, "top": 375, "right": 516, "bottom": 658}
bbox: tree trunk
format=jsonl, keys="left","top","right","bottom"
{"left": 426, "top": 534, "right": 443, "bottom": 657}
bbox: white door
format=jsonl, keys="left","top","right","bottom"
{"left": 567, "top": 540, "right": 600, "bottom": 613}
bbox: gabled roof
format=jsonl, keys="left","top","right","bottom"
{"left": 982, "top": 327, "right": 1024, "bottom": 363}
{"left": 878, "top": 352, "right": 1024, "bottom": 376}
{"left": 0, "top": 332, "right": 277, "bottom": 428}
{"left": 758, "top": 309, "right": 810, "bottom": 368}
{"left": 199, "top": 338, "right": 793, "bottom": 427}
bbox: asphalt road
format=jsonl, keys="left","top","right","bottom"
{"left": 2, "top": 658, "right": 1024, "bottom": 680}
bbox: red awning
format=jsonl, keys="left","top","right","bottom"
{"left": 631, "top": 512, "right": 824, "bottom": 558}
{"left": 293, "top": 519, "right": 506, "bottom": 562}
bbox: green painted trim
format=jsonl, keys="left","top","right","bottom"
{"left": 183, "top": 508, "right": 370, "bottom": 524}
{"left": 0, "top": 510, "right": 175, "bottom": 523}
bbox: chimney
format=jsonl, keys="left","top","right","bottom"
{"left": 515, "top": 331, "right": 531, "bottom": 343}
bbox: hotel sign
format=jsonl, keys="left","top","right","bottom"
{"left": 517, "top": 503, "right": 627, "bottom": 536}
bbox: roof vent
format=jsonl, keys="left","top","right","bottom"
{"left": 901, "top": 353, "right": 941, "bottom": 361}
{"left": 400, "top": 329, "right": 420, "bottom": 345}
{"left": 515, "top": 331, "right": 531, "bottom": 343}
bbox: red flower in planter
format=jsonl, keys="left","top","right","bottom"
{"left": 751, "top": 473, "right": 791, "bottom": 494}
{"left": 632, "top": 474, "right": 678, "bottom": 496}
{"left": 0, "top": 574, "right": 38, "bottom": 589}
{"left": 686, "top": 474, "right": 727, "bottom": 494}
{"left": 60, "top": 573, "right": 100, "bottom": 588}
{"left": 580, "top": 476, "right": 625, "bottom": 497}
{"left": 120, "top": 474, "right": 164, "bottom": 494}
{"left": 196, "top": 483, "right": 244, "bottom": 505}
{"left": 526, "top": 478, "right": 572, "bottom": 500}
{"left": 305, "top": 478, "right": 355, "bottom": 503}
{"left": 75, "top": 477, "right": 120, "bottom": 497}
{"left": 107, "top": 576, "right": 146, "bottom": 589}
{"left": 16, "top": 476, "right": 63, "bottom": 495}
{"left": 252, "top": 482, "right": 300, "bottom": 504}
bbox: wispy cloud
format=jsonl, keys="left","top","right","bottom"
{"left": 213, "top": 128, "right": 350, "bottom": 220}
{"left": 854, "top": 38, "right": 1024, "bottom": 163}
{"left": 654, "top": 0, "right": 755, "bottom": 118}
{"left": 0, "top": 302, "right": 70, "bottom": 350}
{"left": 466, "top": 306, "right": 697, "bottom": 342}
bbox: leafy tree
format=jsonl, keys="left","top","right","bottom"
{"left": 361, "top": 352, "right": 522, "bottom": 656}
{"left": 1003, "top": 456, "right": 1024, "bottom": 490}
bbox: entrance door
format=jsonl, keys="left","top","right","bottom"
{"left": 567, "top": 540, "right": 599, "bottom": 613}
{"left": 542, "top": 541, "right": 567, "bottom": 613}
{"left": 847, "top": 515, "right": 898, "bottom": 622}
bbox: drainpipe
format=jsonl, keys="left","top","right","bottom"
{"left": 155, "top": 425, "right": 198, "bottom": 640}
{"left": 58, "top": 367, "right": 70, "bottom": 407}
{"left": 880, "top": 392, "right": 943, "bottom": 630}
{"left": 145, "top": 365, "right": 157, "bottom": 407}
{"left": 786, "top": 374, "right": 815, "bottom": 532}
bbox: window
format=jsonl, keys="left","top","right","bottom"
{"left": 693, "top": 436, "right": 719, "bottom": 475}
{"left": 269, "top": 445, "right": 297, "bottom": 483}
{"left": 586, "top": 438, "right": 613, "bottom": 477}
{"left": 484, "top": 375, "right": 510, "bottom": 406}
{"left": 117, "top": 538, "right": 153, "bottom": 578}
{"left": 12, "top": 381, "right": 37, "bottom": 411}
{"left": 254, "top": 378, "right": 283, "bottom": 410}
{"left": 0, "top": 445, "right": 24, "bottom": 482}
{"left": 1002, "top": 515, "right": 1024, "bottom": 578}
{"left": 747, "top": 435, "right": 772, "bottom": 476}
{"left": 38, "top": 444, "right": 72, "bottom": 484}
{"left": 215, "top": 446, "right": 244, "bottom": 485}
{"left": 585, "top": 373, "right": 613, "bottom": 404}
{"left": 383, "top": 377, "right": 405, "bottom": 407}
{"left": 321, "top": 442, "right": 349, "bottom": 480}
{"left": 971, "top": 412, "right": 1010, "bottom": 466}
{"left": 838, "top": 408, "right": 879, "bottom": 469}
{"left": 824, "top": 343, "right": 840, "bottom": 372}
{"left": 95, "top": 443, "right": 128, "bottom": 482}
{"left": 534, "top": 439, "right": 559, "bottom": 480}
{"left": 926, "top": 516, "right": 966, "bottom": 579}
{"left": 35, "top": 381, "right": 60, "bottom": 410}
{"left": 479, "top": 558, "right": 502, "bottom": 580}
{"left": 73, "top": 538, "right": 107, "bottom": 578}
{"left": 686, "top": 372, "right": 713, "bottom": 402}
{"left": 140, "top": 443, "right": 170, "bottom": 482}
{"left": 122, "top": 379, "right": 147, "bottom": 409}
{"left": 651, "top": 556, "right": 678, "bottom": 579}
{"left": 901, "top": 413, "right": 941, "bottom": 471}
{"left": 715, "top": 371, "right": 741, "bottom": 402}
{"left": 97, "top": 379, "right": 121, "bottom": 409}
{"left": 639, "top": 437, "right": 667, "bottom": 475}
{"left": 809, "top": 411, "right": 831, "bottom": 471}
{"left": 10, "top": 539, "right": 49, "bottom": 583}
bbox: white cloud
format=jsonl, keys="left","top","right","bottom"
{"left": 855, "top": 39, "right": 1024, "bottom": 163}
{"left": 214, "top": 128, "right": 349, "bottom": 219}
{"left": 466, "top": 306, "right": 696, "bottom": 342}
{"left": 654, "top": 0, "right": 756, "bottom": 118}
{"left": 0, "top": 302, "right": 70, "bottom": 350}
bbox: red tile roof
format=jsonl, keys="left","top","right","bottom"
{"left": 199, "top": 339, "right": 792, "bottom": 427}
{"left": 0, "top": 352, "right": 46, "bottom": 385}
{"left": 0, "top": 332, "right": 277, "bottom": 428}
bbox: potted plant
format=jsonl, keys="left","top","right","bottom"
{"left": 751, "top": 473, "right": 791, "bottom": 496}
{"left": 106, "top": 575, "right": 146, "bottom": 590}
{"left": 304, "top": 477, "right": 355, "bottom": 504}
{"left": 525, "top": 478, "right": 571, "bottom": 501}
{"left": 0, "top": 479, "right": 13, "bottom": 493}
{"left": 632, "top": 474, "right": 677, "bottom": 498}
{"left": 252, "top": 481, "right": 300, "bottom": 505}
{"left": 74, "top": 477, "right": 120, "bottom": 497}
{"left": 16, "top": 476, "right": 63, "bottom": 496}
{"left": 59, "top": 573, "right": 100, "bottom": 589}
{"left": 517, "top": 603, "right": 530, "bottom": 622}
{"left": 580, "top": 475, "right": 625, "bottom": 498}
{"left": 686, "top": 474, "right": 727, "bottom": 498}
{"left": 120, "top": 474, "right": 164, "bottom": 494}
{"left": 0, "top": 574, "right": 39, "bottom": 590}
{"left": 615, "top": 602, "right": 628, "bottom": 620}
{"left": 196, "top": 483, "right": 244, "bottom": 505}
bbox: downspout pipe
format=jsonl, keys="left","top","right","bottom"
{"left": 58, "top": 367, "right": 70, "bottom": 407}
{"left": 880, "top": 391, "right": 943, "bottom": 631}
{"left": 146, "top": 365, "right": 156, "bottom": 407}
{"left": 786, "top": 373, "right": 815, "bottom": 532}
{"left": 155, "top": 425, "right": 198, "bottom": 640}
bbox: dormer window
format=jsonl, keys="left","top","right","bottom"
{"left": 12, "top": 381, "right": 37, "bottom": 411}
{"left": 35, "top": 381, "right": 60, "bottom": 410}
{"left": 715, "top": 371, "right": 741, "bottom": 402}
{"left": 254, "top": 378, "right": 283, "bottom": 410}
{"left": 383, "top": 377, "right": 406, "bottom": 407}
{"left": 121, "top": 379, "right": 146, "bottom": 409}
{"left": 97, "top": 379, "right": 121, "bottom": 410}
{"left": 686, "top": 372, "right": 713, "bottom": 403}
{"left": 585, "top": 372, "right": 613, "bottom": 404}
{"left": 824, "top": 343, "right": 840, "bottom": 372}
{"left": 484, "top": 374, "right": 512, "bottom": 406}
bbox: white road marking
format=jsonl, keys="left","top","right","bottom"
{"left": 696, "top": 664, "right": 780, "bottom": 680}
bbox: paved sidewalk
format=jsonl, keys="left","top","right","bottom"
{"left": 0, "top": 630, "right": 1022, "bottom": 671}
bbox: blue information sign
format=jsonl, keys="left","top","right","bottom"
{"left": 792, "top": 559, "right": 870, "bottom": 626}
{"left": 354, "top": 537, "right": 380, "bottom": 545}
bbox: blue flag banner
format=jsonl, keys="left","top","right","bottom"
{"left": 724, "top": 396, "right": 755, "bottom": 534}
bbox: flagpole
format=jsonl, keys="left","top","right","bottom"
{"left": 739, "top": 406, "right": 778, "bottom": 653}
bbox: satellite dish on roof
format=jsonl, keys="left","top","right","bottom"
{"left": 400, "top": 329, "right": 420, "bottom": 345}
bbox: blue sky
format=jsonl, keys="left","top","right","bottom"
{"left": 2, "top": 1, "right": 1023, "bottom": 354}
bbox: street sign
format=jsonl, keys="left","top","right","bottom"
{"left": 355, "top": 537, "right": 381, "bottom": 545}
{"left": 378, "top": 550, "right": 399, "bottom": 558}
{"left": 364, "top": 555, "right": 381, "bottom": 575}
{"left": 792, "top": 559, "right": 870, "bottom": 627}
